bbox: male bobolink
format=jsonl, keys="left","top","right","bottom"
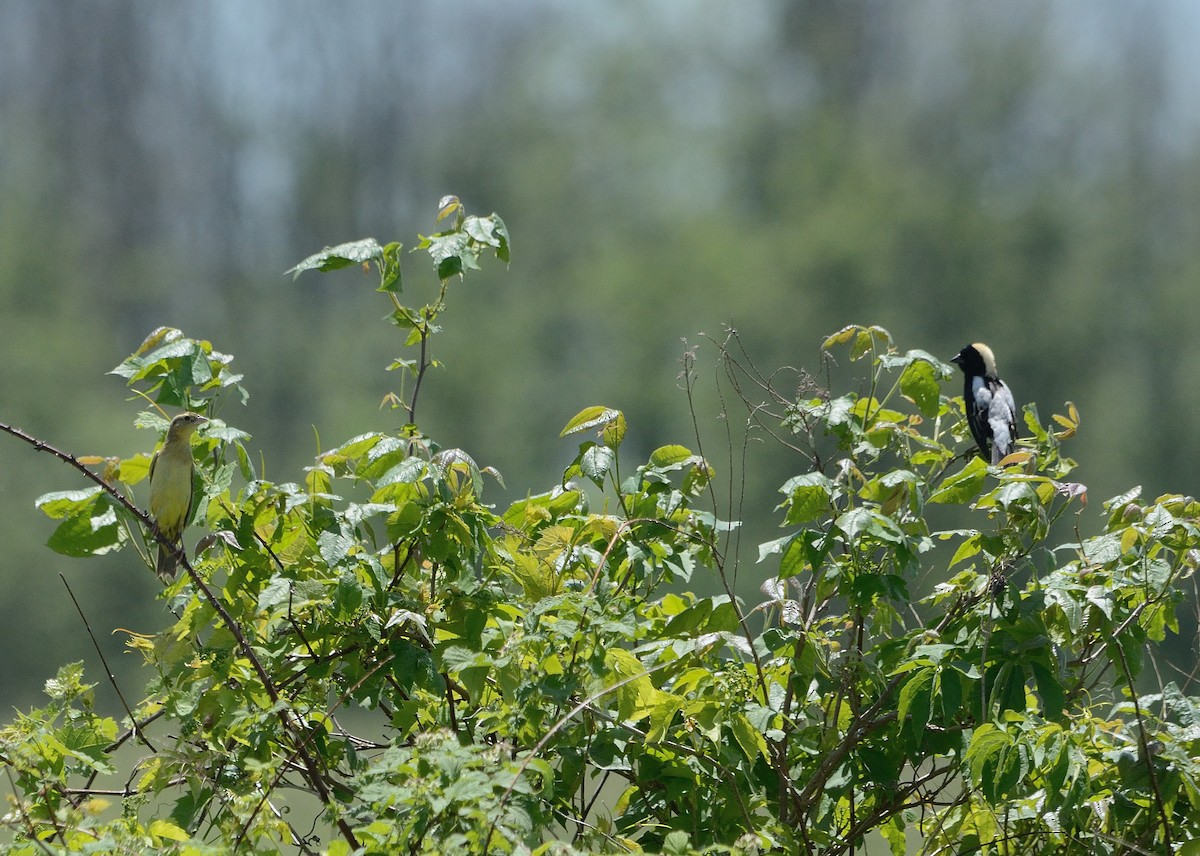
{"left": 149, "top": 411, "right": 208, "bottom": 580}
{"left": 951, "top": 343, "right": 1018, "bottom": 464}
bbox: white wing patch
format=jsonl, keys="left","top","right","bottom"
{"left": 987, "top": 380, "right": 1018, "bottom": 463}
{"left": 971, "top": 376, "right": 992, "bottom": 407}
{"left": 970, "top": 376, "right": 1018, "bottom": 463}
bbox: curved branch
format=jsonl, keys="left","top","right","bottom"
{"left": 0, "top": 420, "right": 361, "bottom": 851}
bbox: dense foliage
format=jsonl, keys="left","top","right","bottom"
{"left": 6, "top": 3, "right": 1200, "bottom": 716}
{"left": 3, "top": 204, "right": 1200, "bottom": 855}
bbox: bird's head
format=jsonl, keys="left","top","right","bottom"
{"left": 166, "top": 411, "right": 209, "bottom": 441}
{"left": 951, "top": 343, "right": 998, "bottom": 379}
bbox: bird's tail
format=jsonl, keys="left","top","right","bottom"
{"left": 157, "top": 544, "right": 178, "bottom": 582}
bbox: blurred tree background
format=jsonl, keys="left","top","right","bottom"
{"left": 2, "top": 0, "right": 1199, "bottom": 712}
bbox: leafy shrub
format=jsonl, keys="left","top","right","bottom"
{"left": 2, "top": 201, "right": 1198, "bottom": 855}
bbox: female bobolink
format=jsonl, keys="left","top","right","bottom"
{"left": 951, "top": 343, "right": 1018, "bottom": 464}
{"left": 149, "top": 411, "right": 208, "bottom": 580}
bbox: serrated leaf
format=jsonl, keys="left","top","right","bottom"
{"left": 464, "top": 214, "right": 503, "bottom": 248}
{"left": 821, "top": 324, "right": 888, "bottom": 358}
{"left": 422, "top": 231, "right": 470, "bottom": 274}
{"left": 118, "top": 454, "right": 153, "bottom": 486}
{"left": 852, "top": 330, "right": 875, "bottom": 360}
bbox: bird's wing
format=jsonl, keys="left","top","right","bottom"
{"left": 987, "top": 381, "right": 1019, "bottom": 462}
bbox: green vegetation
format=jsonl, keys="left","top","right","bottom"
{"left": 2, "top": 205, "right": 1199, "bottom": 854}
{"left": 5, "top": 4, "right": 1200, "bottom": 715}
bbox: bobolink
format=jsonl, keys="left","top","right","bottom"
{"left": 951, "top": 343, "right": 1018, "bottom": 464}
{"left": 149, "top": 411, "right": 208, "bottom": 580}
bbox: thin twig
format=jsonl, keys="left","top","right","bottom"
{"left": 60, "top": 574, "right": 156, "bottom": 754}
{"left": 0, "top": 420, "right": 361, "bottom": 851}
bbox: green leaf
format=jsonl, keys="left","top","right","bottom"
{"left": 464, "top": 213, "right": 508, "bottom": 255}
{"left": 1031, "top": 660, "right": 1066, "bottom": 720}
{"left": 778, "top": 536, "right": 809, "bottom": 578}
{"left": 880, "top": 816, "right": 907, "bottom": 856}
{"left": 898, "top": 666, "right": 934, "bottom": 741}
{"left": 966, "top": 723, "right": 1011, "bottom": 784}
{"left": 601, "top": 411, "right": 627, "bottom": 448}
{"left": 35, "top": 487, "right": 105, "bottom": 519}
{"left": 835, "top": 507, "right": 903, "bottom": 544}
{"left": 648, "top": 444, "right": 693, "bottom": 468}
{"left": 1180, "top": 839, "right": 1200, "bottom": 856}
{"left": 414, "top": 212, "right": 509, "bottom": 280}
{"left": 949, "top": 533, "right": 982, "bottom": 568}
{"left": 286, "top": 238, "right": 384, "bottom": 277}
{"left": 37, "top": 489, "right": 127, "bottom": 557}
{"left": 662, "top": 599, "right": 711, "bottom": 636}
{"left": 821, "top": 325, "right": 859, "bottom": 349}
{"left": 929, "top": 456, "right": 988, "bottom": 504}
{"left": 821, "top": 324, "right": 893, "bottom": 359}
{"left": 899, "top": 357, "right": 940, "bottom": 417}
{"left": 376, "top": 241, "right": 404, "bottom": 293}
{"left": 423, "top": 231, "right": 470, "bottom": 279}
{"left": 645, "top": 694, "right": 684, "bottom": 744}
{"left": 603, "top": 648, "right": 660, "bottom": 723}
{"left": 662, "top": 830, "right": 692, "bottom": 855}
{"left": 938, "top": 667, "right": 963, "bottom": 724}
{"left": 111, "top": 330, "right": 247, "bottom": 407}
{"left": 149, "top": 820, "right": 190, "bottom": 843}
{"left": 779, "top": 472, "right": 834, "bottom": 524}
{"left": 560, "top": 406, "right": 622, "bottom": 437}
{"left": 730, "top": 712, "right": 767, "bottom": 761}
{"left": 580, "top": 444, "right": 616, "bottom": 486}
{"left": 46, "top": 504, "right": 127, "bottom": 557}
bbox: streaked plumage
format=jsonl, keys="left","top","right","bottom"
{"left": 951, "top": 343, "right": 1018, "bottom": 464}
{"left": 149, "top": 412, "right": 207, "bottom": 580}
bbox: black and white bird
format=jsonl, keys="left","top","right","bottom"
{"left": 951, "top": 343, "right": 1019, "bottom": 464}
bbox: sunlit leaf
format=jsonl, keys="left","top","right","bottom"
{"left": 286, "top": 238, "right": 385, "bottom": 278}
{"left": 560, "top": 406, "right": 622, "bottom": 437}
{"left": 929, "top": 457, "right": 988, "bottom": 504}
{"left": 899, "top": 358, "right": 940, "bottom": 418}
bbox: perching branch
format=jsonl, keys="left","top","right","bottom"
{"left": 0, "top": 419, "right": 362, "bottom": 851}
